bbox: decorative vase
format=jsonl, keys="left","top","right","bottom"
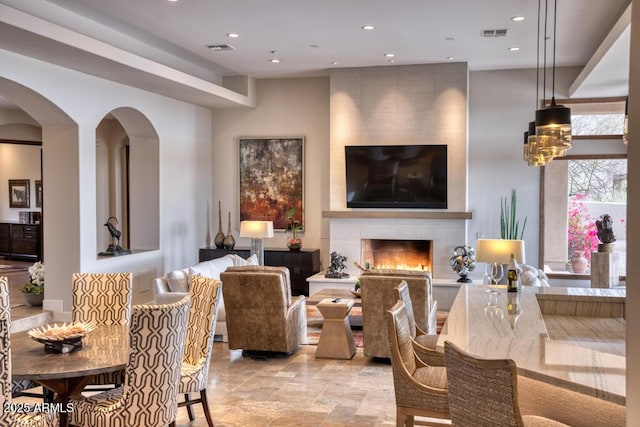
{"left": 23, "top": 292, "right": 44, "bottom": 307}
{"left": 287, "top": 229, "right": 302, "bottom": 251}
{"left": 214, "top": 201, "right": 225, "bottom": 249}
{"left": 571, "top": 250, "right": 588, "bottom": 274}
{"left": 222, "top": 212, "right": 235, "bottom": 250}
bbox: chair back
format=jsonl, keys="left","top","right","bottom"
{"left": 184, "top": 276, "right": 221, "bottom": 370}
{"left": 360, "top": 269, "right": 431, "bottom": 358}
{"left": 72, "top": 273, "right": 132, "bottom": 325}
{"left": 122, "top": 298, "right": 190, "bottom": 426}
{"left": 0, "top": 278, "right": 10, "bottom": 418}
{"left": 386, "top": 300, "right": 417, "bottom": 375}
{"left": 393, "top": 281, "right": 417, "bottom": 337}
{"left": 220, "top": 266, "right": 306, "bottom": 353}
{"left": 444, "top": 341, "right": 522, "bottom": 427}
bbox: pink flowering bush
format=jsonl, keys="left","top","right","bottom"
{"left": 567, "top": 194, "right": 599, "bottom": 261}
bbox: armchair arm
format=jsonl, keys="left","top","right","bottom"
{"left": 285, "top": 295, "right": 306, "bottom": 352}
{"left": 153, "top": 277, "right": 170, "bottom": 299}
{"left": 412, "top": 339, "right": 446, "bottom": 367}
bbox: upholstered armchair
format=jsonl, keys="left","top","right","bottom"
{"left": 360, "top": 269, "right": 435, "bottom": 358}
{"left": 220, "top": 266, "right": 306, "bottom": 355}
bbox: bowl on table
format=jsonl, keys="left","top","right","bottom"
{"left": 28, "top": 322, "right": 95, "bottom": 354}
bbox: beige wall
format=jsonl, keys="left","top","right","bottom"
{"left": 212, "top": 77, "right": 330, "bottom": 266}
{"left": 0, "top": 143, "right": 41, "bottom": 220}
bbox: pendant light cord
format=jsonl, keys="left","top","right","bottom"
{"left": 536, "top": 0, "right": 541, "bottom": 108}
{"left": 552, "top": 0, "right": 557, "bottom": 102}
{"left": 542, "top": 0, "right": 548, "bottom": 105}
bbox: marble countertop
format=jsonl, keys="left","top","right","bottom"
{"left": 437, "top": 285, "right": 626, "bottom": 405}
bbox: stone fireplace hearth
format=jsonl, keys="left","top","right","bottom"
{"left": 361, "top": 238, "right": 432, "bottom": 271}
{"left": 327, "top": 213, "right": 469, "bottom": 280}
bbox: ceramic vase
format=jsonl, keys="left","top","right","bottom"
{"left": 571, "top": 250, "right": 588, "bottom": 274}
{"left": 23, "top": 292, "right": 44, "bottom": 306}
{"left": 214, "top": 201, "right": 225, "bottom": 248}
{"left": 222, "top": 212, "right": 235, "bottom": 249}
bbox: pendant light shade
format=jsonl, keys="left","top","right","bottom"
{"left": 526, "top": 121, "right": 552, "bottom": 166}
{"left": 535, "top": 97, "right": 572, "bottom": 157}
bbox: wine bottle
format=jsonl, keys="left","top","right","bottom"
{"left": 507, "top": 253, "right": 520, "bottom": 293}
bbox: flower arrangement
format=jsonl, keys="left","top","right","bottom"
{"left": 20, "top": 261, "right": 45, "bottom": 295}
{"left": 285, "top": 207, "right": 303, "bottom": 250}
{"left": 567, "top": 195, "right": 599, "bottom": 261}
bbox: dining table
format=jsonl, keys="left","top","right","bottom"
{"left": 11, "top": 324, "right": 129, "bottom": 427}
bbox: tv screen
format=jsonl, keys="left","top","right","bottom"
{"left": 345, "top": 145, "right": 447, "bottom": 209}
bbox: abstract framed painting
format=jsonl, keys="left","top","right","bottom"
{"left": 239, "top": 137, "right": 304, "bottom": 230}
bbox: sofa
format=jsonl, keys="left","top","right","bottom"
{"left": 153, "top": 253, "right": 258, "bottom": 341}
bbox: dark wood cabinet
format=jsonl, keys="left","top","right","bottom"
{"left": 199, "top": 247, "right": 321, "bottom": 296}
{"left": 0, "top": 222, "right": 41, "bottom": 261}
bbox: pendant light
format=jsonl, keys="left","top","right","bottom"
{"left": 623, "top": 96, "right": 629, "bottom": 145}
{"left": 535, "top": 0, "right": 571, "bottom": 158}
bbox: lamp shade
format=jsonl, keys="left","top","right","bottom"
{"left": 535, "top": 98, "right": 572, "bottom": 157}
{"left": 239, "top": 221, "right": 274, "bottom": 238}
{"left": 476, "top": 239, "right": 526, "bottom": 264}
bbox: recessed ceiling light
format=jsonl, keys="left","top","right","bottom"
{"left": 508, "top": 47, "right": 520, "bottom": 51}
{"left": 446, "top": 56, "right": 455, "bottom": 60}
{"left": 511, "top": 16, "right": 525, "bottom": 22}
{"left": 270, "top": 59, "right": 281, "bottom": 63}
{"left": 361, "top": 25, "right": 375, "bottom": 30}
{"left": 388, "top": 59, "right": 395, "bottom": 63}
{"left": 445, "top": 37, "right": 455, "bottom": 41}
{"left": 167, "top": 0, "right": 179, "bottom": 2}
{"left": 227, "top": 33, "right": 240, "bottom": 38}
{"left": 331, "top": 61, "right": 338, "bottom": 65}
{"left": 384, "top": 53, "right": 395, "bottom": 58}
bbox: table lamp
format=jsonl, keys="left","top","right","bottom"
{"left": 476, "top": 239, "right": 525, "bottom": 284}
{"left": 240, "top": 220, "right": 274, "bottom": 265}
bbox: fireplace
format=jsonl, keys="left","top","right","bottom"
{"left": 361, "top": 239, "right": 433, "bottom": 272}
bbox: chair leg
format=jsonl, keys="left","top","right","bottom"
{"left": 406, "top": 414, "right": 414, "bottom": 427}
{"left": 169, "top": 422, "right": 175, "bottom": 427}
{"left": 396, "top": 407, "right": 404, "bottom": 427}
{"left": 200, "top": 389, "right": 215, "bottom": 427}
{"left": 185, "top": 393, "right": 195, "bottom": 421}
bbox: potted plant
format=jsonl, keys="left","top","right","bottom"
{"left": 20, "top": 261, "right": 44, "bottom": 306}
{"left": 285, "top": 207, "right": 303, "bottom": 251}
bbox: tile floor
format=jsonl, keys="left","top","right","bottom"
{"left": 174, "top": 344, "right": 398, "bottom": 426}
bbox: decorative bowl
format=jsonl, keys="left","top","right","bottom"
{"left": 28, "top": 322, "right": 95, "bottom": 354}
{"left": 350, "top": 289, "right": 361, "bottom": 298}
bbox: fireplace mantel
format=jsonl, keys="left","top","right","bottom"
{"left": 322, "top": 211, "right": 472, "bottom": 220}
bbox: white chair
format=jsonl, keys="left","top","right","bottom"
{"left": 69, "top": 297, "right": 190, "bottom": 427}
{"left": 178, "top": 276, "right": 222, "bottom": 426}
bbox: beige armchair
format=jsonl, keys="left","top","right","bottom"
{"left": 360, "top": 269, "right": 435, "bottom": 358}
{"left": 220, "top": 266, "right": 306, "bottom": 355}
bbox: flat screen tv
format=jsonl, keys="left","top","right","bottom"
{"left": 345, "top": 144, "right": 447, "bottom": 209}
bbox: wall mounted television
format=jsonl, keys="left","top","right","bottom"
{"left": 345, "top": 144, "right": 447, "bottom": 209}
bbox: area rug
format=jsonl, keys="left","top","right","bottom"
{"left": 305, "top": 305, "right": 448, "bottom": 347}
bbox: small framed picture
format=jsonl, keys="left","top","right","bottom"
{"left": 9, "top": 179, "right": 30, "bottom": 208}
{"left": 35, "top": 180, "right": 42, "bottom": 208}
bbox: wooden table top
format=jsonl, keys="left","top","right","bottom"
{"left": 11, "top": 325, "right": 128, "bottom": 381}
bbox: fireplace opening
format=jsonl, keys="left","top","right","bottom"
{"left": 361, "top": 239, "right": 433, "bottom": 272}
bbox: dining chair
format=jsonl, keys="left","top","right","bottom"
{"left": 177, "top": 276, "right": 221, "bottom": 426}
{"left": 444, "top": 341, "right": 569, "bottom": 427}
{"left": 69, "top": 297, "right": 190, "bottom": 427}
{"left": 393, "top": 281, "right": 444, "bottom": 366}
{"left": 385, "top": 300, "right": 450, "bottom": 426}
{"left": 72, "top": 272, "right": 132, "bottom": 389}
{"left": 0, "top": 277, "right": 58, "bottom": 427}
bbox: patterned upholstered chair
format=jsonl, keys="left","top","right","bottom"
{"left": 393, "top": 281, "right": 443, "bottom": 366}
{"left": 72, "top": 272, "right": 132, "bottom": 390}
{"left": 0, "top": 277, "right": 58, "bottom": 427}
{"left": 69, "top": 297, "right": 190, "bottom": 427}
{"left": 360, "top": 269, "right": 436, "bottom": 358}
{"left": 444, "top": 341, "right": 569, "bottom": 427}
{"left": 220, "top": 266, "right": 306, "bottom": 355}
{"left": 177, "top": 276, "right": 221, "bottom": 426}
{"left": 385, "top": 300, "right": 450, "bottom": 426}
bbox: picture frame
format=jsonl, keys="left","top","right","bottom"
{"left": 35, "top": 180, "right": 43, "bottom": 208}
{"left": 239, "top": 137, "right": 304, "bottom": 230}
{"left": 9, "top": 179, "right": 30, "bottom": 208}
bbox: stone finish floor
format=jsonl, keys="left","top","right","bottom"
{"left": 174, "top": 343, "right": 398, "bottom": 426}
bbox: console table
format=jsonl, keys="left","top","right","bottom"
{"left": 0, "top": 221, "right": 41, "bottom": 261}
{"left": 199, "top": 247, "right": 321, "bottom": 296}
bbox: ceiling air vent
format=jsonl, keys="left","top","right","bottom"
{"left": 207, "top": 44, "right": 235, "bottom": 51}
{"left": 481, "top": 29, "right": 508, "bottom": 38}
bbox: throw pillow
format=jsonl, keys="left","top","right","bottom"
{"left": 166, "top": 268, "right": 190, "bottom": 293}
{"left": 245, "top": 254, "right": 259, "bottom": 265}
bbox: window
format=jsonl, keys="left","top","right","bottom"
{"left": 541, "top": 98, "right": 627, "bottom": 277}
